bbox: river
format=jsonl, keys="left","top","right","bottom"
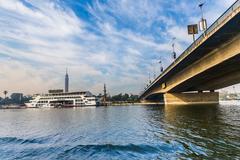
{"left": 0, "top": 103, "right": 239, "bottom": 159}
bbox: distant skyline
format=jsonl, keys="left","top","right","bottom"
{"left": 0, "top": 0, "right": 239, "bottom": 96}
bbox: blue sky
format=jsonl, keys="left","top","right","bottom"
{"left": 0, "top": 0, "right": 238, "bottom": 96}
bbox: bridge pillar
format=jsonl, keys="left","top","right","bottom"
{"left": 164, "top": 92, "right": 219, "bottom": 105}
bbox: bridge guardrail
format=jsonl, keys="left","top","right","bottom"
{"left": 141, "top": 0, "right": 240, "bottom": 97}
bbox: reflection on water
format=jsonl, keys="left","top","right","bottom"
{"left": 148, "top": 104, "right": 240, "bottom": 159}
{"left": 0, "top": 104, "right": 239, "bottom": 159}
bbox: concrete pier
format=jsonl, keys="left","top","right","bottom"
{"left": 164, "top": 92, "right": 219, "bottom": 105}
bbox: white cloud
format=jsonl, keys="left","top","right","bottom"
{"left": 0, "top": 59, "right": 60, "bottom": 95}
{"left": 0, "top": 0, "right": 239, "bottom": 97}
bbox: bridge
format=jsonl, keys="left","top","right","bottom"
{"left": 139, "top": 1, "right": 240, "bottom": 104}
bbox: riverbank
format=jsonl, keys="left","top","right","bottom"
{"left": 0, "top": 105, "right": 26, "bottom": 109}
{"left": 110, "top": 102, "right": 164, "bottom": 106}
{"left": 1, "top": 100, "right": 240, "bottom": 109}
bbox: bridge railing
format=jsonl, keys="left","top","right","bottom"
{"left": 140, "top": 0, "right": 240, "bottom": 97}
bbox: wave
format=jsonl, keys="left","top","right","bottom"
{"left": 0, "top": 136, "right": 48, "bottom": 145}
{"left": 63, "top": 144, "right": 160, "bottom": 155}
{"left": 55, "top": 143, "right": 181, "bottom": 159}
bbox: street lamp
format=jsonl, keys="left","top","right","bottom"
{"left": 172, "top": 37, "right": 176, "bottom": 60}
{"left": 159, "top": 60, "right": 163, "bottom": 73}
{"left": 148, "top": 72, "right": 151, "bottom": 84}
{"left": 152, "top": 62, "right": 156, "bottom": 79}
{"left": 198, "top": 1, "right": 207, "bottom": 32}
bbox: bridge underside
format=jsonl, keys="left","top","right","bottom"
{"left": 141, "top": 93, "right": 164, "bottom": 103}
{"left": 163, "top": 92, "right": 219, "bottom": 105}
{"left": 141, "top": 92, "right": 219, "bottom": 105}
{"left": 170, "top": 53, "right": 240, "bottom": 92}
{"left": 141, "top": 37, "right": 240, "bottom": 104}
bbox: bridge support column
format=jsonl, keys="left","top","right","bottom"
{"left": 140, "top": 99, "right": 164, "bottom": 104}
{"left": 164, "top": 92, "right": 219, "bottom": 105}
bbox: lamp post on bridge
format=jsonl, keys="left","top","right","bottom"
{"left": 198, "top": 1, "right": 207, "bottom": 33}
{"left": 172, "top": 37, "right": 177, "bottom": 61}
{"left": 187, "top": 1, "right": 207, "bottom": 42}
{"left": 159, "top": 60, "right": 163, "bottom": 73}
{"left": 148, "top": 72, "right": 151, "bottom": 84}
{"left": 152, "top": 59, "right": 162, "bottom": 80}
{"left": 152, "top": 62, "right": 156, "bottom": 80}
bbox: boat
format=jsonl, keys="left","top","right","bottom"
{"left": 25, "top": 90, "right": 99, "bottom": 108}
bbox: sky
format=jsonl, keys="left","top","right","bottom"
{"left": 0, "top": 0, "right": 239, "bottom": 96}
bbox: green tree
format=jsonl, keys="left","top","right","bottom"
{"left": 122, "top": 93, "right": 129, "bottom": 101}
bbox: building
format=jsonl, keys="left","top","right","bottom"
{"left": 10, "top": 93, "right": 23, "bottom": 104}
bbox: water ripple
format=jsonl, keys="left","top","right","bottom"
{"left": 0, "top": 137, "right": 47, "bottom": 145}
{"left": 57, "top": 143, "right": 178, "bottom": 159}
{"left": 0, "top": 104, "right": 239, "bottom": 159}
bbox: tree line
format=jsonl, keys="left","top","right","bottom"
{"left": 101, "top": 93, "right": 139, "bottom": 103}
{"left": 0, "top": 91, "right": 32, "bottom": 106}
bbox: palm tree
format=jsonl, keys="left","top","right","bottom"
{"left": 3, "top": 90, "right": 8, "bottom": 99}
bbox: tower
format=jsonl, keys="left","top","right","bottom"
{"left": 103, "top": 83, "right": 107, "bottom": 105}
{"left": 65, "top": 68, "right": 69, "bottom": 92}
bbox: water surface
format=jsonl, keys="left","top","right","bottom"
{"left": 0, "top": 103, "right": 239, "bottom": 159}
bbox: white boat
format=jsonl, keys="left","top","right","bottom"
{"left": 25, "top": 90, "right": 99, "bottom": 108}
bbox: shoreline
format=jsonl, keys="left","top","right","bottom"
{"left": 0, "top": 100, "right": 239, "bottom": 109}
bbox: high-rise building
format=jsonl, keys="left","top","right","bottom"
{"left": 10, "top": 93, "right": 23, "bottom": 104}
{"left": 65, "top": 68, "right": 69, "bottom": 92}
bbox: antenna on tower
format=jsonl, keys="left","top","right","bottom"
{"left": 66, "top": 67, "right": 68, "bottom": 75}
